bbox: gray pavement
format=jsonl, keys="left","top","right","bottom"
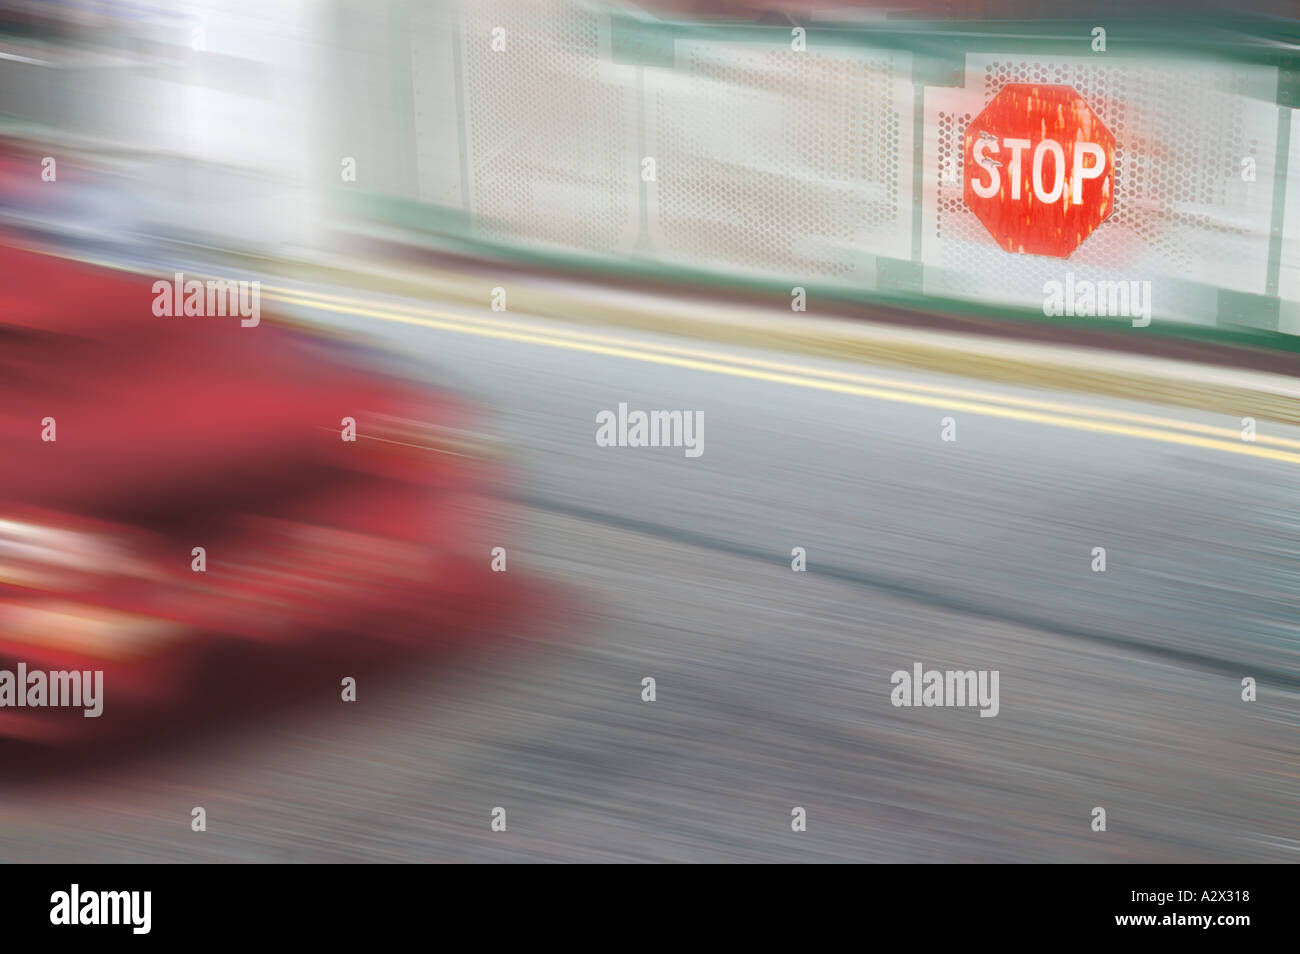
{"left": 1, "top": 294, "right": 1297, "bottom": 862}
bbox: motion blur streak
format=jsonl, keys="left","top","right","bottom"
{"left": 266, "top": 284, "right": 1300, "bottom": 448}
{"left": 0, "top": 0, "right": 1297, "bottom": 865}
{"left": 261, "top": 287, "right": 1300, "bottom": 464}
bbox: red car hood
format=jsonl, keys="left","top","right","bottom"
{"left": 0, "top": 241, "right": 456, "bottom": 520}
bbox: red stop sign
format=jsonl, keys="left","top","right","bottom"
{"left": 963, "top": 84, "right": 1115, "bottom": 259}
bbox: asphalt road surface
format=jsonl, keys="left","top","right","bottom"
{"left": 2, "top": 286, "right": 1297, "bottom": 863}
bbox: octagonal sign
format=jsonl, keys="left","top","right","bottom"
{"left": 963, "top": 83, "right": 1115, "bottom": 259}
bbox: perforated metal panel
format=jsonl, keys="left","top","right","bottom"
{"left": 645, "top": 40, "right": 912, "bottom": 284}
{"left": 457, "top": 0, "right": 640, "bottom": 256}
{"left": 1281, "top": 113, "right": 1300, "bottom": 334}
{"left": 923, "top": 55, "right": 1280, "bottom": 323}
{"left": 418, "top": 5, "right": 1298, "bottom": 333}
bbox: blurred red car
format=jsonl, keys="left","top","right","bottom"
{"left": 0, "top": 237, "right": 506, "bottom": 742}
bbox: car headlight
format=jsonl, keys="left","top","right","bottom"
{"left": 0, "top": 515, "right": 189, "bottom": 660}
{"left": 0, "top": 515, "right": 159, "bottom": 592}
{"left": 0, "top": 600, "right": 188, "bottom": 661}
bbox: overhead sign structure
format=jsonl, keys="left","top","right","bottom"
{"left": 963, "top": 83, "right": 1115, "bottom": 259}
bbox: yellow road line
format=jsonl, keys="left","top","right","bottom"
{"left": 264, "top": 283, "right": 1300, "bottom": 451}
{"left": 263, "top": 288, "right": 1300, "bottom": 467}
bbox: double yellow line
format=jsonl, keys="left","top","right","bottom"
{"left": 262, "top": 283, "right": 1300, "bottom": 467}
